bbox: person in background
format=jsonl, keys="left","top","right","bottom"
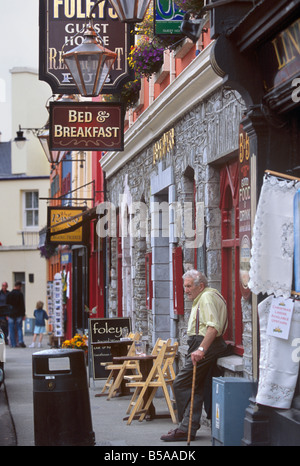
{"left": 7, "top": 281, "right": 26, "bottom": 348}
{"left": 29, "top": 301, "right": 49, "bottom": 348}
{"left": 0, "top": 282, "right": 10, "bottom": 344}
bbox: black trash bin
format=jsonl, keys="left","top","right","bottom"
{"left": 32, "top": 348, "right": 95, "bottom": 446}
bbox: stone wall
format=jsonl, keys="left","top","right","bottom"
{"left": 105, "top": 86, "right": 249, "bottom": 369}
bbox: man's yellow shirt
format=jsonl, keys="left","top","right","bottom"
{"left": 187, "top": 287, "right": 228, "bottom": 337}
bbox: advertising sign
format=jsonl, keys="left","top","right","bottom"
{"left": 39, "top": 0, "right": 134, "bottom": 94}
{"left": 258, "top": 17, "right": 300, "bottom": 93}
{"left": 89, "top": 318, "right": 131, "bottom": 380}
{"left": 239, "top": 124, "right": 251, "bottom": 300}
{"left": 154, "top": 0, "right": 185, "bottom": 36}
{"left": 267, "top": 297, "right": 294, "bottom": 340}
{"left": 47, "top": 206, "right": 88, "bottom": 245}
{"left": 49, "top": 101, "right": 124, "bottom": 151}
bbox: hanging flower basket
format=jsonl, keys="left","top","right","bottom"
{"left": 128, "top": 37, "right": 164, "bottom": 80}
{"left": 121, "top": 78, "right": 141, "bottom": 109}
{"left": 174, "top": 0, "right": 204, "bottom": 13}
{"left": 102, "top": 78, "right": 141, "bottom": 110}
{"left": 39, "top": 242, "right": 57, "bottom": 259}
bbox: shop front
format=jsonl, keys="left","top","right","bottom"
{"left": 101, "top": 42, "right": 246, "bottom": 369}
{"left": 210, "top": 0, "right": 300, "bottom": 445}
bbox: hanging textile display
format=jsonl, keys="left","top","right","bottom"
{"left": 294, "top": 189, "right": 300, "bottom": 293}
{"left": 256, "top": 295, "right": 300, "bottom": 409}
{"left": 248, "top": 174, "right": 300, "bottom": 299}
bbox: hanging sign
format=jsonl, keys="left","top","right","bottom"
{"left": 239, "top": 123, "right": 251, "bottom": 300}
{"left": 49, "top": 101, "right": 124, "bottom": 151}
{"left": 154, "top": 0, "right": 185, "bottom": 36}
{"left": 47, "top": 206, "right": 89, "bottom": 245}
{"left": 39, "top": 0, "right": 134, "bottom": 94}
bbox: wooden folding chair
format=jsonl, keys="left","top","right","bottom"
{"left": 125, "top": 341, "right": 178, "bottom": 425}
{"left": 98, "top": 332, "right": 141, "bottom": 397}
{"left": 106, "top": 332, "right": 143, "bottom": 400}
{"left": 124, "top": 338, "right": 171, "bottom": 414}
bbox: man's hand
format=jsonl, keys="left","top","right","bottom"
{"left": 191, "top": 326, "right": 218, "bottom": 365}
{"left": 191, "top": 349, "right": 205, "bottom": 365}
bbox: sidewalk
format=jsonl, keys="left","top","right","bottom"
{"left": 0, "top": 335, "right": 213, "bottom": 448}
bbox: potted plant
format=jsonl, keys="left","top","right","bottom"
{"left": 62, "top": 333, "right": 88, "bottom": 351}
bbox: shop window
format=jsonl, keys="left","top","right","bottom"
{"left": 219, "top": 161, "right": 243, "bottom": 355}
{"left": 172, "top": 246, "right": 184, "bottom": 315}
{"left": 145, "top": 252, "right": 153, "bottom": 310}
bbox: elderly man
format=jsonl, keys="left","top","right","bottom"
{"left": 161, "top": 269, "right": 228, "bottom": 442}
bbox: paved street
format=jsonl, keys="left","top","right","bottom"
{"left": 0, "top": 335, "right": 213, "bottom": 449}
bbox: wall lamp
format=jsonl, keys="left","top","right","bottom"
{"left": 62, "top": 0, "right": 151, "bottom": 97}
{"left": 108, "top": 0, "right": 151, "bottom": 23}
{"left": 180, "top": 12, "right": 208, "bottom": 43}
{"left": 14, "top": 123, "right": 64, "bottom": 168}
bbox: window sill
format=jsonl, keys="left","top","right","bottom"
{"left": 217, "top": 355, "right": 244, "bottom": 372}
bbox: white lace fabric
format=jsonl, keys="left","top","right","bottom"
{"left": 249, "top": 175, "right": 300, "bottom": 299}
{"left": 256, "top": 296, "right": 300, "bottom": 409}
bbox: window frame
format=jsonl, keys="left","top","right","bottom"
{"left": 172, "top": 246, "right": 184, "bottom": 315}
{"left": 220, "top": 161, "right": 243, "bottom": 355}
{"left": 23, "top": 190, "right": 39, "bottom": 230}
{"left": 145, "top": 252, "right": 153, "bottom": 310}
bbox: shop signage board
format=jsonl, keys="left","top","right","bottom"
{"left": 258, "top": 17, "right": 300, "bottom": 93}
{"left": 47, "top": 206, "right": 89, "bottom": 245}
{"left": 39, "top": 0, "right": 134, "bottom": 94}
{"left": 89, "top": 317, "right": 131, "bottom": 380}
{"left": 239, "top": 124, "right": 251, "bottom": 300}
{"left": 49, "top": 101, "right": 124, "bottom": 151}
{"left": 154, "top": 0, "right": 185, "bottom": 36}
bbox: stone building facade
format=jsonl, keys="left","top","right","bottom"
{"left": 101, "top": 44, "right": 249, "bottom": 374}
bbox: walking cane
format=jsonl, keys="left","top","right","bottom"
{"left": 187, "top": 363, "right": 197, "bottom": 445}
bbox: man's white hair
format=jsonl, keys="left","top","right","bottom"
{"left": 182, "top": 269, "right": 208, "bottom": 287}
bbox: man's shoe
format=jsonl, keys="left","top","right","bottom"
{"left": 160, "top": 428, "right": 194, "bottom": 442}
{"left": 18, "top": 342, "right": 26, "bottom": 348}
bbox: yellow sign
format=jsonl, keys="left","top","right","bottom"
{"left": 153, "top": 128, "right": 175, "bottom": 165}
{"left": 48, "top": 207, "right": 86, "bottom": 244}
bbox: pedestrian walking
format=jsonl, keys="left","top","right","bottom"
{"left": 6, "top": 281, "right": 26, "bottom": 348}
{"left": 0, "top": 282, "right": 10, "bottom": 344}
{"left": 29, "top": 301, "right": 48, "bottom": 348}
{"left": 160, "top": 270, "right": 229, "bottom": 442}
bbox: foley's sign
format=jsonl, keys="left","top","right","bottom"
{"left": 49, "top": 101, "right": 124, "bottom": 151}
{"left": 39, "top": 0, "right": 134, "bottom": 94}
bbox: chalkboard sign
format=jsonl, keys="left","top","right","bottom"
{"left": 89, "top": 317, "right": 131, "bottom": 380}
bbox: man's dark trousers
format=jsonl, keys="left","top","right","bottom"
{"left": 173, "top": 335, "right": 227, "bottom": 435}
